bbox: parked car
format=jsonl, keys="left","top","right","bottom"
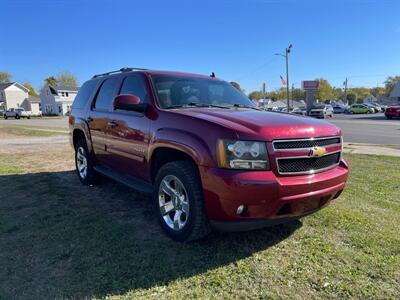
{"left": 333, "top": 105, "right": 346, "bottom": 114}
{"left": 69, "top": 67, "right": 349, "bottom": 241}
{"left": 291, "top": 107, "right": 307, "bottom": 116}
{"left": 364, "top": 103, "right": 379, "bottom": 113}
{"left": 309, "top": 104, "right": 334, "bottom": 118}
{"left": 384, "top": 105, "right": 400, "bottom": 119}
{"left": 348, "top": 104, "right": 375, "bottom": 114}
{"left": 4, "top": 108, "right": 32, "bottom": 119}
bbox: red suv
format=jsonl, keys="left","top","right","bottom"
{"left": 69, "top": 68, "right": 349, "bottom": 241}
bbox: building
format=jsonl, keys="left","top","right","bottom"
{"left": 20, "top": 96, "right": 41, "bottom": 116}
{"left": 0, "top": 82, "right": 29, "bottom": 112}
{"left": 389, "top": 81, "right": 400, "bottom": 102}
{"left": 40, "top": 85, "right": 79, "bottom": 115}
{"left": 363, "top": 95, "right": 378, "bottom": 103}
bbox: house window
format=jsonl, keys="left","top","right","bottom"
{"left": 59, "top": 106, "right": 62, "bottom": 113}
{"left": 66, "top": 92, "right": 69, "bottom": 97}
{"left": 46, "top": 90, "right": 49, "bottom": 96}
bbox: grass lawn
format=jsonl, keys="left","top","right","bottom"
{"left": 0, "top": 149, "right": 399, "bottom": 299}
{"left": 0, "top": 124, "right": 68, "bottom": 137}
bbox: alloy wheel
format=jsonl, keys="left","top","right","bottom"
{"left": 158, "top": 175, "right": 190, "bottom": 231}
{"left": 76, "top": 146, "right": 88, "bottom": 179}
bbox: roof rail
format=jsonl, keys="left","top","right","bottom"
{"left": 92, "top": 67, "right": 148, "bottom": 79}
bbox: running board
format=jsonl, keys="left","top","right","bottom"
{"left": 94, "top": 165, "right": 153, "bottom": 195}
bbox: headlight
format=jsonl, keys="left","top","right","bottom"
{"left": 217, "top": 140, "right": 270, "bottom": 170}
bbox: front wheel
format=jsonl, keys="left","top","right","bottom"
{"left": 4, "top": 115, "right": 7, "bottom": 119}
{"left": 75, "top": 139, "right": 99, "bottom": 185}
{"left": 15, "top": 114, "right": 20, "bottom": 119}
{"left": 154, "top": 161, "right": 210, "bottom": 242}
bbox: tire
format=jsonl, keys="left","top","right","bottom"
{"left": 27, "top": 116, "right": 31, "bottom": 119}
{"left": 154, "top": 161, "right": 210, "bottom": 242}
{"left": 15, "top": 114, "right": 20, "bottom": 119}
{"left": 74, "top": 139, "right": 99, "bottom": 185}
{"left": 386, "top": 116, "right": 392, "bottom": 119}
{"left": 4, "top": 115, "right": 7, "bottom": 120}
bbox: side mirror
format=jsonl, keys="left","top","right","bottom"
{"left": 113, "top": 94, "right": 146, "bottom": 112}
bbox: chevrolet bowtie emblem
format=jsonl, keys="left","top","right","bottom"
{"left": 309, "top": 146, "right": 327, "bottom": 157}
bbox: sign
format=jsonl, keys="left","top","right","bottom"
{"left": 302, "top": 80, "right": 319, "bottom": 90}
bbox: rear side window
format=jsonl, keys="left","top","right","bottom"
{"left": 120, "top": 75, "right": 148, "bottom": 103}
{"left": 93, "top": 78, "right": 120, "bottom": 110}
{"left": 72, "top": 80, "right": 98, "bottom": 109}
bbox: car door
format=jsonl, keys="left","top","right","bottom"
{"left": 87, "top": 77, "right": 121, "bottom": 165}
{"left": 104, "top": 74, "right": 151, "bottom": 180}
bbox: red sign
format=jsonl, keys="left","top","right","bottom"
{"left": 302, "top": 80, "right": 319, "bottom": 90}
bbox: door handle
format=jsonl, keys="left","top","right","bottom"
{"left": 107, "top": 120, "right": 118, "bottom": 127}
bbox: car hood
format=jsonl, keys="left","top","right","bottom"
{"left": 173, "top": 108, "right": 341, "bottom": 140}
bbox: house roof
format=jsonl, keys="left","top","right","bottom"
{"left": 390, "top": 81, "right": 400, "bottom": 98}
{"left": 0, "top": 82, "right": 14, "bottom": 90}
{"left": 0, "top": 82, "right": 29, "bottom": 92}
{"left": 27, "top": 95, "right": 40, "bottom": 103}
{"left": 50, "top": 85, "right": 79, "bottom": 92}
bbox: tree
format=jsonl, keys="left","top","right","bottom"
{"left": 0, "top": 71, "right": 12, "bottom": 83}
{"left": 384, "top": 76, "right": 400, "bottom": 95}
{"left": 248, "top": 91, "right": 262, "bottom": 100}
{"left": 291, "top": 88, "right": 305, "bottom": 101}
{"left": 230, "top": 81, "right": 242, "bottom": 91}
{"left": 23, "top": 82, "right": 38, "bottom": 97}
{"left": 315, "top": 79, "right": 335, "bottom": 101}
{"left": 346, "top": 93, "right": 356, "bottom": 105}
{"left": 57, "top": 71, "right": 78, "bottom": 87}
{"left": 44, "top": 76, "right": 58, "bottom": 86}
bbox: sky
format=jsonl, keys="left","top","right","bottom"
{"left": 1, "top": 0, "right": 399, "bottom": 94}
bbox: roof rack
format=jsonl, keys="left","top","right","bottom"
{"left": 92, "top": 67, "right": 148, "bottom": 79}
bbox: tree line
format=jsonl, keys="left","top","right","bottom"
{"left": 0, "top": 71, "right": 78, "bottom": 97}
{"left": 232, "top": 76, "right": 400, "bottom": 104}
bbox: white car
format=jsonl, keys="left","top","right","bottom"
{"left": 309, "top": 104, "right": 334, "bottom": 118}
{"left": 4, "top": 108, "right": 32, "bottom": 119}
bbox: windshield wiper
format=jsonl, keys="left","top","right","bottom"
{"left": 231, "top": 103, "right": 260, "bottom": 111}
{"left": 165, "top": 102, "right": 230, "bottom": 109}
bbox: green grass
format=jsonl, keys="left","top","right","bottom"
{"left": 0, "top": 154, "right": 399, "bottom": 299}
{"left": 0, "top": 125, "right": 68, "bottom": 137}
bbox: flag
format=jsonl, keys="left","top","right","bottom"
{"left": 280, "top": 75, "right": 287, "bottom": 86}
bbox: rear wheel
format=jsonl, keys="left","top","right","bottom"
{"left": 4, "top": 115, "right": 7, "bottom": 119}
{"left": 15, "top": 114, "right": 20, "bottom": 119}
{"left": 154, "top": 161, "right": 210, "bottom": 242}
{"left": 386, "top": 115, "right": 392, "bottom": 119}
{"left": 74, "top": 139, "right": 99, "bottom": 185}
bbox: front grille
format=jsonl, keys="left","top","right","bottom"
{"left": 277, "top": 152, "right": 340, "bottom": 174}
{"left": 273, "top": 137, "right": 341, "bottom": 150}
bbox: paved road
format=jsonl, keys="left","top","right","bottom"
{"left": 327, "top": 113, "right": 400, "bottom": 145}
{"left": 0, "top": 117, "right": 69, "bottom": 128}
{"left": 1, "top": 114, "right": 399, "bottom": 145}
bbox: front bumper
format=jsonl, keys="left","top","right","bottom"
{"left": 200, "top": 159, "right": 349, "bottom": 228}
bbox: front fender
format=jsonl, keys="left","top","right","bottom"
{"left": 149, "top": 128, "right": 215, "bottom": 167}
{"left": 70, "top": 116, "right": 93, "bottom": 153}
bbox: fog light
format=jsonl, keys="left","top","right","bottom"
{"left": 236, "top": 205, "right": 245, "bottom": 215}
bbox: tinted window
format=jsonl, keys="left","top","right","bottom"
{"left": 94, "top": 78, "right": 119, "bottom": 110}
{"left": 72, "top": 80, "right": 98, "bottom": 109}
{"left": 120, "top": 76, "right": 148, "bottom": 103}
{"left": 151, "top": 75, "right": 254, "bottom": 109}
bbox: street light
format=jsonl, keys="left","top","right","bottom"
{"left": 275, "top": 44, "right": 292, "bottom": 111}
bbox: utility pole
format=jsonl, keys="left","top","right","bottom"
{"left": 343, "top": 77, "right": 348, "bottom": 105}
{"left": 275, "top": 44, "right": 292, "bottom": 111}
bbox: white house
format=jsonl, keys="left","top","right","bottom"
{"left": 363, "top": 95, "right": 378, "bottom": 103}
{"left": 20, "top": 96, "right": 41, "bottom": 116}
{"left": 40, "top": 85, "right": 79, "bottom": 115}
{"left": 0, "top": 82, "right": 29, "bottom": 112}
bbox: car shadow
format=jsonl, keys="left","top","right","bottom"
{"left": 0, "top": 170, "right": 302, "bottom": 299}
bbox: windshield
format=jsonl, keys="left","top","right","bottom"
{"left": 312, "top": 104, "right": 325, "bottom": 109}
{"left": 151, "top": 75, "right": 256, "bottom": 109}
